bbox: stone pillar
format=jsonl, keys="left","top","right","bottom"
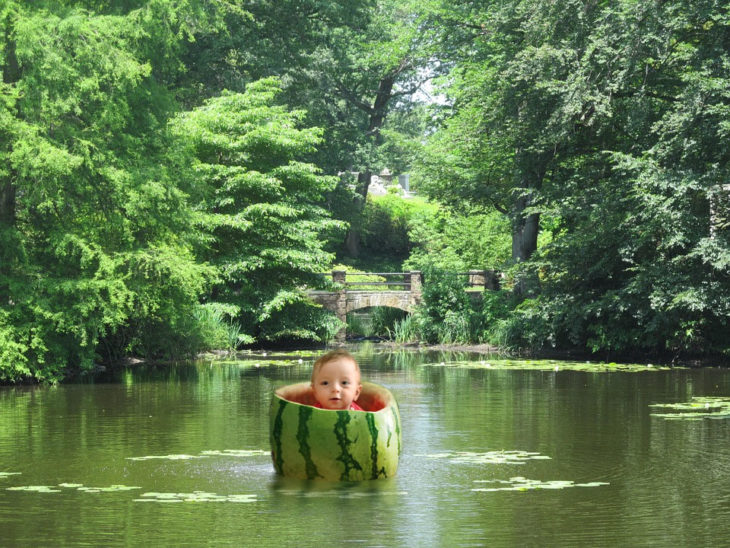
{"left": 379, "top": 168, "right": 393, "bottom": 184}
{"left": 398, "top": 173, "right": 410, "bottom": 193}
{"left": 468, "top": 270, "right": 486, "bottom": 288}
{"left": 332, "top": 270, "right": 347, "bottom": 341}
{"left": 409, "top": 271, "right": 422, "bottom": 306}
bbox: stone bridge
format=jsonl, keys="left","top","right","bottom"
{"left": 308, "top": 270, "right": 498, "bottom": 341}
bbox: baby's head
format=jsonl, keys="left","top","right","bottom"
{"left": 311, "top": 349, "right": 362, "bottom": 410}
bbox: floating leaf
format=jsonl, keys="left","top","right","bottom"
{"left": 650, "top": 397, "right": 730, "bottom": 420}
{"left": 473, "top": 477, "right": 609, "bottom": 492}
{"left": 6, "top": 485, "right": 62, "bottom": 493}
{"left": 9, "top": 483, "right": 142, "bottom": 494}
{"left": 79, "top": 485, "right": 142, "bottom": 492}
{"left": 135, "top": 491, "right": 257, "bottom": 503}
{"left": 422, "top": 450, "right": 551, "bottom": 465}
{"left": 0, "top": 472, "right": 21, "bottom": 479}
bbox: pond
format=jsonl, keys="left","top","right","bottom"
{"left": 2, "top": 344, "right": 730, "bottom": 546}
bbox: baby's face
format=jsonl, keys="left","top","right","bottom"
{"left": 311, "top": 358, "right": 362, "bottom": 410}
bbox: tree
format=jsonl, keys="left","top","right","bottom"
{"left": 0, "top": 1, "right": 210, "bottom": 381}
{"left": 533, "top": 0, "right": 730, "bottom": 357}
{"left": 418, "top": 1, "right": 597, "bottom": 289}
{"left": 421, "top": 0, "right": 730, "bottom": 358}
{"left": 171, "top": 78, "right": 343, "bottom": 343}
{"left": 176, "top": 0, "right": 436, "bottom": 259}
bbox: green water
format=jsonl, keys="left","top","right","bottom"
{"left": 2, "top": 346, "right": 730, "bottom": 546}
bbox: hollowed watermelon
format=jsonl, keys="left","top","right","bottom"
{"left": 269, "top": 381, "right": 401, "bottom": 481}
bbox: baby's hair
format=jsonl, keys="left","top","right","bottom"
{"left": 311, "top": 349, "right": 360, "bottom": 383}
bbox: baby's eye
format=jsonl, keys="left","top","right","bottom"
{"left": 342, "top": 381, "right": 349, "bottom": 385}
{"left": 321, "top": 381, "right": 328, "bottom": 386}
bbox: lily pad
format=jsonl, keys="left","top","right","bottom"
{"left": 135, "top": 491, "right": 257, "bottom": 503}
{"left": 0, "top": 472, "right": 21, "bottom": 479}
{"left": 650, "top": 396, "right": 730, "bottom": 420}
{"left": 6, "top": 485, "right": 62, "bottom": 493}
{"left": 422, "top": 450, "right": 551, "bottom": 465}
{"left": 473, "top": 477, "right": 610, "bottom": 492}
{"left": 77, "top": 485, "right": 142, "bottom": 493}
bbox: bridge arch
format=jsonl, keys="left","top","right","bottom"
{"left": 307, "top": 271, "right": 421, "bottom": 341}
{"left": 307, "top": 270, "right": 498, "bottom": 341}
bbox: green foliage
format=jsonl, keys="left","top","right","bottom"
{"left": 348, "top": 307, "right": 409, "bottom": 338}
{"left": 346, "top": 313, "right": 372, "bottom": 338}
{"left": 405, "top": 206, "right": 512, "bottom": 272}
{"left": 360, "top": 194, "right": 423, "bottom": 259}
{"left": 171, "top": 78, "right": 342, "bottom": 344}
{"left": 370, "top": 307, "right": 408, "bottom": 336}
{"left": 3, "top": 0, "right": 729, "bottom": 380}
{"left": 388, "top": 314, "right": 419, "bottom": 343}
{"left": 356, "top": 192, "right": 512, "bottom": 274}
{"left": 1, "top": 2, "right": 212, "bottom": 381}
{"left": 413, "top": 269, "right": 478, "bottom": 343}
{"left": 257, "top": 299, "right": 343, "bottom": 344}
{"left": 417, "top": 0, "right": 730, "bottom": 359}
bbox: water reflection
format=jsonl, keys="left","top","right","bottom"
{"left": 1, "top": 347, "right": 729, "bottom": 546}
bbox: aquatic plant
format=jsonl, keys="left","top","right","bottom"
{"left": 473, "top": 477, "right": 609, "bottom": 492}
{"left": 422, "top": 450, "right": 551, "bottom": 465}
{"left": 135, "top": 492, "right": 256, "bottom": 503}
{"left": 0, "top": 472, "right": 21, "bottom": 479}
{"left": 6, "top": 485, "right": 62, "bottom": 493}
{"left": 650, "top": 397, "right": 730, "bottom": 420}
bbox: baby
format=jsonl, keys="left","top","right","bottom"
{"left": 310, "top": 349, "right": 364, "bottom": 411}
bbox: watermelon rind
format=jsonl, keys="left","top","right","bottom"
{"left": 269, "top": 381, "right": 401, "bottom": 481}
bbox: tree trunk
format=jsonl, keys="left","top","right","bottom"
{"left": 511, "top": 194, "right": 539, "bottom": 263}
{"left": 511, "top": 169, "right": 542, "bottom": 296}
{"left": 344, "top": 171, "right": 371, "bottom": 257}
{"left": 341, "top": 67, "right": 400, "bottom": 258}
{"left": 0, "top": 181, "right": 15, "bottom": 227}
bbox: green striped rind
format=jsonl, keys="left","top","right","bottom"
{"left": 269, "top": 382, "right": 401, "bottom": 481}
